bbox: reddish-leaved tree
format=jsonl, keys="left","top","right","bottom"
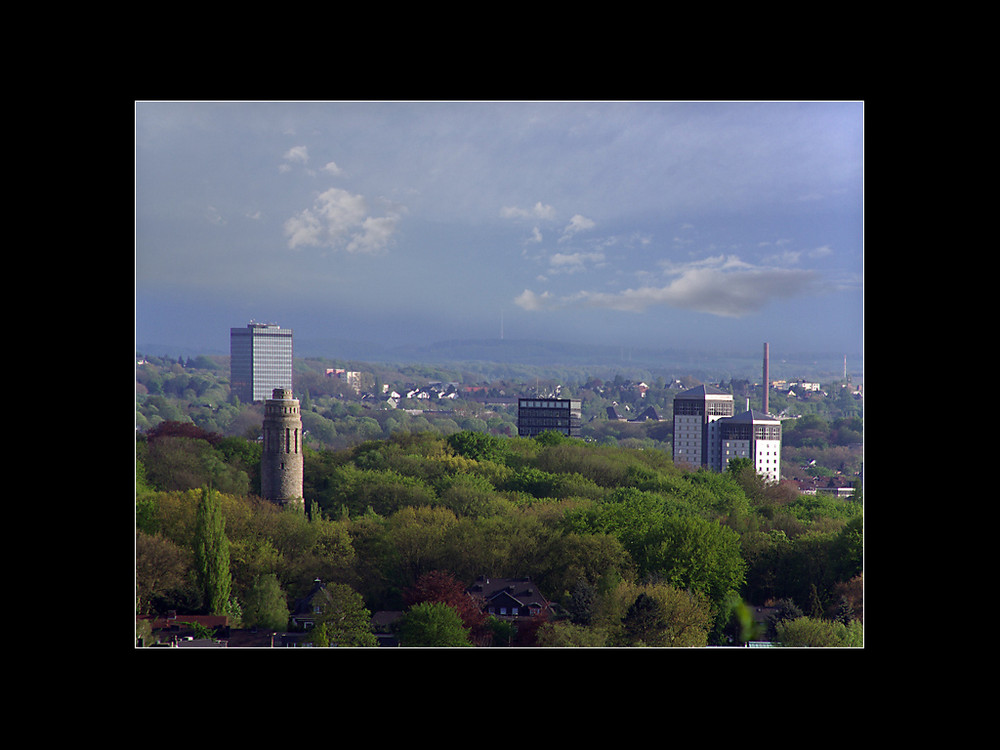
{"left": 404, "top": 570, "right": 490, "bottom": 646}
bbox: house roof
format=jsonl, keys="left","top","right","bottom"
{"left": 141, "top": 612, "right": 230, "bottom": 631}
{"left": 631, "top": 405, "right": 660, "bottom": 421}
{"left": 292, "top": 578, "right": 329, "bottom": 616}
{"left": 467, "top": 576, "right": 549, "bottom": 610}
{"left": 371, "top": 611, "right": 404, "bottom": 629}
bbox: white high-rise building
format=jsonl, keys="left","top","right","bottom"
{"left": 719, "top": 410, "right": 782, "bottom": 483}
{"left": 673, "top": 385, "right": 782, "bottom": 481}
{"left": 672, "top": 385, "right": 734, "bottom": 472}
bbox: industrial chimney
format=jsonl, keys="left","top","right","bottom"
{"left": 762, "top": 342, "right": 769, "bottom": 415}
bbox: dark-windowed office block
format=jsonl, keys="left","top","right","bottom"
{"left": 517, "top": 398, "right": 582, "bottom": 438}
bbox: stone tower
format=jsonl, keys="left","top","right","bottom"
{"left": 261, "top": 388, "right": 304, "bottom": 510}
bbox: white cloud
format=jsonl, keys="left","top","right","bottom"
{"left": 285, "top": 187, "right": 399, "bottom": 254}
{"left": 514, "top": 289, "right": 554, "bottom": 311}
{"left": 313, "top": 187, "right": 367, "bottom": 228}
{"left": 560, "top": 214, "right": 595, "bottom": 241}
{"left": 547, "top": 251, "right": 606, "bottom": 274}
{"left": 280, "top": 146, "right": 309, "bottom": 172}
{"left": 516, "top": 254, "right": 818, "bottom": 317}
{"left": 763, "top": 244, "right": 834, "bottom": 266}
{"left": 346, "top": 215, "right": 399, "bottom": 254}
{"left": 284, "top": 210, "right": 324, "bottom": 248}
{"left": 284, "top": 145, "right": 309, "bottom": 164}
{"left": 501, "top": 202, "right": 556, "bottom": 220}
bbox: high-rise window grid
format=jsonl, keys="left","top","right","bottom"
{"left": 517, "top": 398, "right": 582, "bottom": 438}
{"left": 230, "top": 323, "right": 293, "bottom": 403}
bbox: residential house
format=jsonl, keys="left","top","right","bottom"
{"left": 629, "top": 405, "right": 660, "bottom": 422}
{"left": 290, "top": 578, "right": 335, "bottom": 630}
{"left": 370, "top": 611, "right": 403, "bottom": 647}
{"left": 466, "top": 576, "right": 552, "bottom": 622}
{"left": 138, "top": 612, "right": 230, "bottom": 647}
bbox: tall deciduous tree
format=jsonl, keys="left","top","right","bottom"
{"left": 305, "top": 582, "right": 378, "bottom": 647}
{"left": 644, "top": 515, "right": 747, "bottom": 605}
{"left": 135, "top": 531, "right": 190, "bottom": 615}
{"left": 194, "top": 487, "right": 231, "bottom": 615}
{"left": 242, "top": 573, "right": 289, "bottom": 631}
{"left": 621, "top": 593, "right": 668, "bottom": 646}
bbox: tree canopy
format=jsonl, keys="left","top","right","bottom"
{"left": 137, "top": 411, "right": 862, "bottom": 647}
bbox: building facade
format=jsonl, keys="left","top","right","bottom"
{"left": 672, "top": 385, "right": 735, "bottom": 472}
{"left": 672, "top": 385, "right": 781, "bottom": 481}
{"left": 230, "top": 322, "right": 294, "bottom": 404}
{"left": 260, "top": 388, "right": 304, "bottom": 510}
{"left": 517, "top": 397, "right": 582, "bottom": 438}
{"left": 719, "top": 410, "right": 782, "bottom": 483}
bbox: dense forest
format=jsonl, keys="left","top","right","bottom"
{"left": 135, "top": 352, "right": 863, "bottom": 647}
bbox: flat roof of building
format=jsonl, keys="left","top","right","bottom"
{"left": 674, "top": 384, "right": 732, "bottom": 399}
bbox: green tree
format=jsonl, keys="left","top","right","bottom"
{"left": 385, "top": 506, "right": 461, "bottom": 591}
{"left": 486, "top": 616, "right": 518, "bottom": 646}
{"left": 726, "top": 456, "right": 768, "bottom": 504}
{"left": 135, "top": 531, "right": 190, "bottom": 616}
{"left": 643, "top": 515, "right": 747, "bottom": 604}
{"left": 535, "top": 620, "right": 608, "bottom": 647}
{"left": 446, "top": 430, "right": 509, "bottom": 463}
{"left": 404, "top": 570, "right": 489, "bottom": 644}
{"left": 304, "top": 621, "right": 332, "bottom": 647}
{"left": 829, "top": 516, "right": 864, "bottom": 582}
{"left": 394, "top": 601, "right": 472, "bottom": 646}
{"left": 193, "top": 487, "right": 232, "bottom": 615}
{"left": 304, "top": 581, "right": 378, "bottom": 646}
{"left": 242, "top": 573, "right": 290, "bottom": 631}
{"left": 566, "top": 577, "right": 597, "bottom": 626}
{"left": 620, "top": 593, "right": 668, "bottom": 646}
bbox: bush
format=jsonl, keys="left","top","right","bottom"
{"left": 775, "top": 616, "right": 863, "bottom": 647}
{"left": 394, "top": 601, "right": 472, "bottom": 647}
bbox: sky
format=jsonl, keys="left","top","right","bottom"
{"left": 135, "top": 101, "right": 863, "bottom": 362}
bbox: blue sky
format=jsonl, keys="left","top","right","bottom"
{"left": 135, "top": 101, "right": 863, "bottom": 360}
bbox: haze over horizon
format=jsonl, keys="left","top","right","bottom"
{"left": 136, "top": 101, "right": 863, "bottom": 366}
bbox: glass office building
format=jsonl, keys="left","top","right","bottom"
{"left": 230, "top": 323, "right": 294, "bottom": 403}
{"left": 517, "top": 398, "right": 582, "bottom": 438}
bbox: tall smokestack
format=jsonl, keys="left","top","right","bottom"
{"left": 763, "top": 342, "right": 769, "bottom": 415}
